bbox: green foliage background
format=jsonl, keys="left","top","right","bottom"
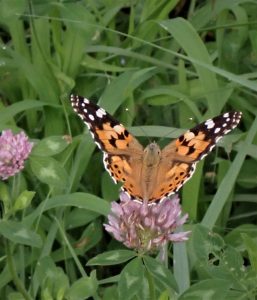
{"left": 0, "top": 0, "right": 257, "bottom": 299}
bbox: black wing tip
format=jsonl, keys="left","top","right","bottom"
{"left": 231, "top": 110, "right": 242, "bottom": 119}
{"left": 224, "top": 111, "right": 242, "bottom": 128}
{"left": 70, "top": 94, "right": 90, "bottom": 104}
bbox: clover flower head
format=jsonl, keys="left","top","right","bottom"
{"left": 104, "top": 192, "right": 190, "bottom": 253}
{"left": 0, "top": 130, "right": 33, "bottom": 180}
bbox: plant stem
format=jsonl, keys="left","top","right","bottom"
{"left": 5, "top": 239, "right": 33, "bottom": 300}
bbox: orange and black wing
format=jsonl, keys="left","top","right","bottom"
{"left": 70, "top": 95, "right": 143, "bottom": 191}
{"left": 149, "top": 111, "right": 243, "bottom": 203}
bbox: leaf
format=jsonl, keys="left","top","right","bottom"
{"left": 190, "top": 0, "right": 250, "bottom": 29}
{"left": 29, "top": 156, "right": 69, "bottom": 189}
{"left": 225, "top": 224, "right": 257, "bottom": 249}
{"left": 0, "top": 0, "right": 26, "bottom": 21}
{"left": 67, "top": 271, "right": 98, "bottom": 300}
{"left": 191, "top": 224, "right": 225, "bottom": 262}
{"left": 143, "top": 256, "right": 178, "bottom": 292}
{"left": 87, "top": 250, "right": 136, "bottom": 266}
{"left": 118, "top": 257, "right": 145, "bottom": 300}
{"left": 99, "top": 68, "right": 156, "bottom": 112}
{"left": 241, "top": 233, "right": 257, "bottom": 272}
{"left": 101, "top": 172, "right": 121, "bottom": 201}
{"left": 32, "top": 136, "right": 70, "bottom": 157}
{"left": 160, "top": 18, "right": 219, "bottom": 114}
{"left": 74, "top": 220, "right": 103, "bottom": 253}
{"left": 182, "top": 160, "right": 203, "bottom": 220}
{"left": 179, "top": 279, "right": 231, "bottom": 300}
{"left": 66, "top": 207, "right": 99, "bottom": 229}
{"left": 173, "top": 241, "right": 190, "bottom": 294}
{"left": 24, "top": 193, "right": 110, "bottom": 226}
{"left": 130, "top": 125, "right": 185, "bottom": 138}
{"left": 191, "top": 225, "right": 245, "bottom": 288}
{"left": 33, "top": 256, "right": 69, "bottom": 298}
{"left": 237, "top": 159, "right": 257, "bottom": 188}
{"left": 102, "top": 286, "right": 119, "bottom": 300}
{"left": 82, "top": 54, "right": 133, "bottom": 72}
{"left": 0, "top": 100, "right": 57, "bottom": 124}
{"left": 202, "top": 115, "right": 257, "bottom": 229}
{"left": 0, "top": 220, "right": 42, "bottom": 247}
{"left": 59, "top": 3, "right": 96, "bottom": 77}
{"left": 0, "top": 182, "right": 10, "bottom": 206}
{"left": 13, "top": 190, "right": 35, "bottom": 212}
{"left": 208, "top": 245, "right": 244, "bottom": 284}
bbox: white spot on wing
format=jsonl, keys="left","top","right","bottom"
{"left": 113, "top": 125, "right": 124, "bottom": 134}
{"left": 89, "top": 114, "right": 95, "bottom": 121}
{"left": 205, "top": 119, "right": 215, "bottom": 129}
{"left": 214, "top": 127, "right": 221, "bottom": 134}
{"left": 96, "top": 108, "right": 106, "bottom": 118}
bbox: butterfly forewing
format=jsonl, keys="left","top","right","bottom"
{"left": 71, "top": 95, "right": 132, "bottom": 152}
{"left": 70, "top": 95, "right": 144, "bottom": 191}
{"left": 176, "top": 111, "right": 242, "bottom": 161}
{"left": 70, "top": 94, "right": 242, "bottom": 204}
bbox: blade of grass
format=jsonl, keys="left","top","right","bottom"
{"left": 160, "top": 18, "right": 219, "bottom": 115}
{"left": 173, "top": 240, "right": 190, "bottom": 294}
{"left": 23, "top": 193, "right": 110, "bottom": 227}
{"left": 182, "top": 160, "right": 204, "bottom": 221}
{"left": 202, "top": 113, "right": 257, "bottom": 229}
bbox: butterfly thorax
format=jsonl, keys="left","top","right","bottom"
{"left": 143, "top": 142, "right": 161, "bottom": 167}
{"left": 141, "top": 142, "right": 161, "bottom": 201}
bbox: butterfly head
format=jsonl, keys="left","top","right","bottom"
{"left": 143, "top": 142, "right": 161, "bottom": 167}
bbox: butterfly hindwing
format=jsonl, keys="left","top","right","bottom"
{"left": 146, "top": 162, "right": 196, "bottom": 204}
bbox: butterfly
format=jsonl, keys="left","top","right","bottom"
{"left": 70, "top": 95, "right": 242, "bottom": 204}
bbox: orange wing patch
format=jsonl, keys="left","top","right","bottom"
{"left": 174, "top": 111, "right": 242, "bottom": 162}
{"left": 104, "top": 155, "right": 132, "bottom": 182}
{"left": 95, "top": 123, "right": 132, "bottom": 151}
{"left": 148, "top": 162, "right": 195, "bottom": 204}
{"left": 176, "top": 130, "right": 211, "bottom": 160}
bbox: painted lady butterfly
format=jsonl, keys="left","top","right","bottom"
{"left": 70, "top": 95, "right": 242, "bottom": 204}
